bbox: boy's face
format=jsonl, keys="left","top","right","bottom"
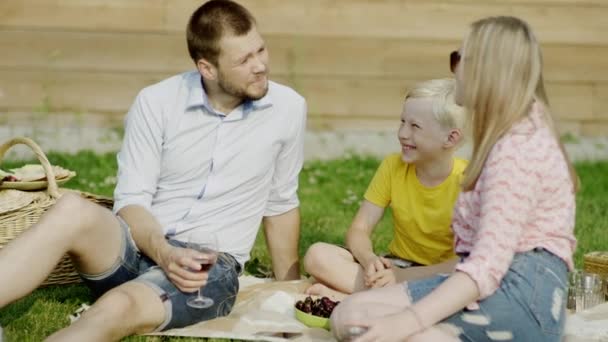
{"left": 397, "top": 98, "right": 450, "bottom": 164}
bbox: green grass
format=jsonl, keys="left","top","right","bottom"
{"left": 1, "top": 151, "right": 607, "bottom": 341}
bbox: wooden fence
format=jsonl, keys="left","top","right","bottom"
{"left": 1, "top": 0, "right": 607, "bottom": 137}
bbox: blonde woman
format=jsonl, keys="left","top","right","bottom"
{"left": 304, "top": 78, "right": 467, "bottom": 300}
{"left": 331, "top": 16, "right": 577, "bottom": 342}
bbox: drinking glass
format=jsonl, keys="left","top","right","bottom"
{"left": 186, "top": 231, "right": 219, "bottom": 309}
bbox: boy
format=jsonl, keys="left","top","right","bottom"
{"left": 304, "top": 78, "right": 467, "bottom": 299}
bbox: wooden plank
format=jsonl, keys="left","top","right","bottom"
{"left": 307, "top": 116, "right": 397, "bottom": 132}
{"left": 0, "top": 69, "right": 409, "bottom": 118}
{"left": 594, "top": 85, "right": 608, "bottom": 120}
{"left": 545, "top": 83, "right": 594, "bottom": 120}
{"left": 0, "top": 111, "right": 123, "bottom": 128}
{"left": 0, "top": 69, "right": 164, "bottom": 114}
{"left": 580, "top": 121, "right": 608, "bottom": 136}
{"left": 167, "top": 0, "right": 608, "bottom": 45}
{"left": 1, "top": 69, "right": 597, "bottom": 124}
{"left": 0, "top": 0, "right": 165, "bottom": 32}
{"left": 555, "top": 120, "right": 581, "bottom": 136}
{"left": 2, "top": 1, "right": 606, "bottom": 46}
{"left": 447, "top": 0, "right": 608, "bottom": 6}
{"left": 0, "top": 111, "right": 591, "bottom": 136}
{"left": 3, "top": 30, "right": 608, "bottom": 83}
{"left": 0, "top": 30, "right": 192, "bottom": 74}
{"left": 278, "top": 76, "right": 409, "bottom": 120}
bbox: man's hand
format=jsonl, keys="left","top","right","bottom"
{"left": 157, "top": 244, "right": 212, "bottom": 293}
{"left": 363, "top": 256, "right": 392, "bottom": 288}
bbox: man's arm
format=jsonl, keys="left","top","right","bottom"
{"left": 261, "top": 98, "right": 307, "bottom": 281}
{"left": 117, "top": 205, "right": 168, "bottom": 266}
{"left": 262, "top": 207, "right": 301, "bottom": 280}
{"left": 118, "top": 205, "right": 207, "bottom": 293}
{"left": 113, "top": 91, "right": 206, "bottom": 292}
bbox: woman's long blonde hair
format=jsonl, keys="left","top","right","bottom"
{"left": 461, "top": 16, "right": 578, "bottom": 192}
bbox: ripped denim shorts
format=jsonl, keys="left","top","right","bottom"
{"left": 405, "top": 248, "right": 568, "bottom": 341}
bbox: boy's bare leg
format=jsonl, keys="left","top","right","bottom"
{"left": 303, "top": 242, "right": 367, "bottom": 296}
{"left": 0, "top": 193, "right": 123, "bottom": 307}
{"left": 46, "top": 281, "right": 165, "bottom": 342}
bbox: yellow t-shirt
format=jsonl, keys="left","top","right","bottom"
{"left": 364, "top": 153, "right": 468, "bottom": 265}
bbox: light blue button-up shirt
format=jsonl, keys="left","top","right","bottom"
{"left": 113, "top": 71, "right": 306, "bottom": 265}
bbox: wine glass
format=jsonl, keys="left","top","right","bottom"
{"left": 186, "top": 230, "right": 219, "bottom": 309}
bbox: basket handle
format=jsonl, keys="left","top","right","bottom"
{"left": 0, "top": 137, "right": 61, "bottom": 198}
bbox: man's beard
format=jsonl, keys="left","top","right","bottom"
{"left": 217, "top": 71, "right": 268, "bottom": 102}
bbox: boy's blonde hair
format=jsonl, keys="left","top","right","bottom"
{"left": 461, "top": 16, "right": 577, "bottom": 191}
{"left": 405, "top": 78, "right": 466, "bottom": 132}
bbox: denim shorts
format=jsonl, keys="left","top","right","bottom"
{"left": 79, "top": 218, "right": 241, "bottom": 331}
{"left": 338, "top": 245, "right": 422, "bottom": 269}
{"left": 406, "top": 248, "right": 568, "bottom": 341}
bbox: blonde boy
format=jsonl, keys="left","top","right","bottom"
{"left": 304, "top": 78, "right": 467, "bottom": 299}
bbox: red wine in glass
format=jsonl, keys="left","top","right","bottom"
{"left": 186, "top": 232, "right": 219, "bottom": 309}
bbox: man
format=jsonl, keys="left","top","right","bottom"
{"left": 0, "top": 0, "right": 306, "bottom": 340}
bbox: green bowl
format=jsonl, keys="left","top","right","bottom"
{"left": 295, "top": 307, "right": 331, "bottom": 330}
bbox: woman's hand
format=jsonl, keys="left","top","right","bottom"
{"left": 352, "top": 311, "right": 417, "bottom": 342}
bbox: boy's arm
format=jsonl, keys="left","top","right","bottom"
{"left": 346, "top": 200, "right": 387, "bottom": 273}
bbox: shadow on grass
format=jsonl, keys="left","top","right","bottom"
{"left": 0, "top": 284, "right": 90, "bottom": 326}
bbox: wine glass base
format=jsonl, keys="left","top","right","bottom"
{"left": 187, "top": 296, "right": 214, "bottom": 309}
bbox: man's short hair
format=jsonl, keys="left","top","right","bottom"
{"left": 186, "top": 0, "right": 256, "bottom": 66}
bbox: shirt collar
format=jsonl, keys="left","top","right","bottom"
{"left": 185, "top": 71, "right": 273, "bottom": 116}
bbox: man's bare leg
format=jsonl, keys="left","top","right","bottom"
{"left": 303, "top": 243, "right": 367, "bottom": 296}
{"left": 0, "top": 193, "right": 123, "bottom": 307}
{"left": 46, "top": 281, "right": 165, "bottom": 342}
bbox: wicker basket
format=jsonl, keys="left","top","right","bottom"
{"left": 0, "top": 137, "right": 114, "bottom": 286}
{"left": 584, "top": 251, "right": 608, "bottom": 299}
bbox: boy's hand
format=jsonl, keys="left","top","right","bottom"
{"left": 363, "top": 256, "right": 392, "bottom": 286}
{"left": 365, "top": 267, "right": 397, "bottom": 288}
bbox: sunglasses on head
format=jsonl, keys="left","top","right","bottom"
{"left": 450, "top": 50, "right": 461, "bottom": 73}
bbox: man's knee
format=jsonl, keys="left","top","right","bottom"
{"left": 93, "top": 283, "right": 165, "bottom": 333}
{"left": 54, "top": 192, "right": 88, "bottom": 212}
{"left": 95, "top": 288, "right": 138, "bottom": 317}
{"left": 53, "top": 193, "right": 102, "bottom": 227}
{"left": 304, "top": 242, "right": 334, "bottom": 274}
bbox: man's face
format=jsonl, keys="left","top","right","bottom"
{"left": 215, "top": 27, "right": 269, "bottom": 101}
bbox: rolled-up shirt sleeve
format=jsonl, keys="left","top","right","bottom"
{"left": 113, "top": 90, "right": 163, "bottom": 214}
{"left": 263, "top": 98, "right": 307, "bottom": 216}
{"left": 455, "top": 139, "right": 536, "bottom": 299}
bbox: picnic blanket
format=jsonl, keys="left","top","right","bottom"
{"left": 149, "top": 276, "right": 608, "bottom": 341}
{"left": 149, "top": 276, "right": 336, "bottom": 341}
{"left": 564, "top": 302, "right": 608, "bottom": 341}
